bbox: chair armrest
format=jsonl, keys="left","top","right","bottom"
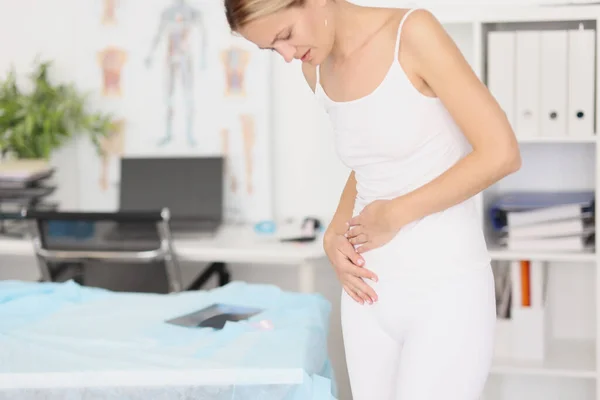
{"left": 23, "top": 209, "right": 170, "bottom": 223}
{"left": 33, "top": 245, "right": 166, "bottom": 263}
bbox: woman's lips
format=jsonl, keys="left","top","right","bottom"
{"left": 301, "top": 49, "right": 311, "bottom": 62}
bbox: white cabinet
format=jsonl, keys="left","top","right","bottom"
{"left": 441, "top": 4, "right": 600, "bottom": 400}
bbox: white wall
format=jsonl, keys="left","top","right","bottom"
{"left": 271, "top": 58, "right": 349, "bottom": 221}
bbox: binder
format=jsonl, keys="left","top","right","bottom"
{"left": 510, "top": 260, "right": 545, "bottom": 361}
{"left": 568, "top": 27, "right": 596, "bottom": 137}
{"left": 510, "top": 261, "right": 522, "bottom": 307}
{"left": 503, "top": 233, "right": 594, "bottom": 251}
{"left": 505, "top": 217, "right": 593, "bottom": 238}
{"left": 515, "top": 31, "right": 541, "bottom": 138}
{"left": 540, "top": 30, "right": 568, "bottom": 137}
{"left": 489, "top": 190, "right": 595, "bottom": 230}
{"left": 487, "top": 31, "right": 516, "bottom": 129}
{"left": 520, "top": 260, "right": 531, "bottom": 307}
{"left": 506, "top": 203, "right": 591, "bottom": 227}
{"left": 530, "top": 260, "right": 545, "bottom": 309}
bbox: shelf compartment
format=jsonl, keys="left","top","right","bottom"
{"left": 491, "top": 339, "right": 596, "bottom": 379}
{"left": 488, "top": 246, "right": 596, "bottom": 263}
{"left": 517, "top": 136, "right": 597, "bottom": 144}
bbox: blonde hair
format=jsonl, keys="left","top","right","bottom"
{"left": 224, "top": 0, "right": 304, "bottom": 30}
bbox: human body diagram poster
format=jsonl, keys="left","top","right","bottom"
{"left": 74, "top": 0, "right": 273, "bottom": 223}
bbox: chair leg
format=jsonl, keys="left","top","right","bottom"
{"left": 218, "top": 264, "right": 230, "bottom": 286}
{"left": 49, "top": 262, "right": 84, "bottom": 284}
{"left": 187, "top": 262, "right": 230, "bottom": 290}
{"left": 73, "top": 264, "right": 85, "bottom": 285}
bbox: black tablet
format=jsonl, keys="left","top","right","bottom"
{"left": 166, "top": 303, "right": 264, "bottom": 329}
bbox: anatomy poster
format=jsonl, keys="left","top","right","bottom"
{"left": 99, "top": 118, "right": 126, "bottom": 191}
{"left": 221, "top": 46, "right": 250, "bottom": 97}
{"left": 143, "top": 0, "right": 208, "bottom": 148}
{"left": 221, "top": 113, "right": 262, "bottom": 222}
{"left": 97, "top": 46, "right": 128, "bottom": 97}
{"left": 102, "top": 0, "right": 120, "bottom": 25}
{"left": 72, "top": 0, "right": 273, "bottom": 222}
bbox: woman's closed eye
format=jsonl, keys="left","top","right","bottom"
{"left": 275, "top": 28, "right": 293, "bottom": 45}
{"left": 260, "top": 28, "right": 293, "bottom": 52}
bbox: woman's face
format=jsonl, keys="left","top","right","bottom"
{"left": 237, "top": 0, "right": 333, "bottom": 65}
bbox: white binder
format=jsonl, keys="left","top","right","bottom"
{"left": 515, "top": 31, "right": 541, "bottom": 138}
{"left": 530, "top": 260, "right": 545, "bottom": 309}
{"left": 540, "top": 30, "right": 568, "bottom": 137}
{"left": 568, "top": 27, "right": 596, "bottom": 137}
{"left": 487, "top": 31, "right": 516, "bottom": 129}
{"left": 509, "top": 260, "right": 546, "bottom": 361}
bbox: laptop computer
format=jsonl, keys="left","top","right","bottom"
{"left": 118, "top": 156, "right": 224, "bottom": 236}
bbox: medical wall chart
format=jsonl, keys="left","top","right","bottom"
{"left": 68, "top": 0, "right": 273, "bottom": 223}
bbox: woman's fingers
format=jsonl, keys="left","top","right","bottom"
{"left": 336, "top": 253, "right": 378, "bottom": 282}
{"left": 343, "top": 284, "right": 364, "bottom": 304}
{"left": 337, "top": 259, "right": 378, "bottom": 303}
{"left": 354, "top": 285, "right": 373, "bottom": 305}
{"left": 330, "top": 233, "right": 378, "bottom": 305}
{"left": 337, "top": 239, "right": 365, "bottom": 267}
{"left": 350, "top": 263, "right": 378, "bottom": 282}
{"left": 349, "top": 233, "right": 368, "bottom": 246}
{"left": 344, "top": 225, "right": 363, "bottom": 239}
{"left": 346, "top": 274, "right": 378, "bottom": 304}
{"left": 342, "top": 274, "right": 378, "bottom": 304}
{"left": 345, "top": 283, "right": 370, "bottom": 304}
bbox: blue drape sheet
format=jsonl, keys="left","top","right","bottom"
{"left": 0, "top": 280, "right": 337, "bottom": 399}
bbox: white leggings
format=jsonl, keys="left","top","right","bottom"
{"left": 341, "top": 264, "right": 496, "bottom": 400}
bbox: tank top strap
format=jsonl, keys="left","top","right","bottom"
{"left": 314, "top": 64, "right": 325, "bottom": 101}
{"left": 394, "top": 8, "right": 421, "bottom": 59}
{"left": 313, "top": 65, "right": 326, "bottom": 103}
{"left": 315, "top": 65, "right": 320, "bottom": 87}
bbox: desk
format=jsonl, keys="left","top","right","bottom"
{"left": 0, "top": 225, "right": 327, "bottom": 293}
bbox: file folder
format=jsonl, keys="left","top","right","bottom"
{"left": 489, "top": 190, "right": 595, "bottom": 230}
{"left": 540, "top": 30, "right": 568, "bottom": 137}
{"left": 487, "top": 31, "right": 516, "bottom": 129}
{"left": 529, "top": 260, "right": 545, "bottom": 309}
{"left": 568, "top": 27, "right": 596, "bottom": 137}
{"left": 515, "top": 30, "right": 541, "bottom": 138}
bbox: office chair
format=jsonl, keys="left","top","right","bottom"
{"left": 23, "top": 208, "right": 184, "bottom": 294}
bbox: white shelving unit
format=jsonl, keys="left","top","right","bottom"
{"left": 433, "top": 4, "right": 600, "bottom": 400}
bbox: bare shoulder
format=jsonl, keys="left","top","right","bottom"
{"left": 395, "top": 8, "right": 519, "bottom": 158}
{"left": 399, "top": 9, "right": 459, "bottom": 64}
{"left": 302, "top": 62, "right": 318, "bottom": 93}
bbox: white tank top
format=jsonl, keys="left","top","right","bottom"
{"left": 315, "top": 9, "right": 491, "bottom": 280}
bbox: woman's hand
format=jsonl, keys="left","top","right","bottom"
{"left": 323, "top": 230, "right": 379, "bottom": 305}
{"left": 345, "top": 199, "right": 403, "bottom": 254}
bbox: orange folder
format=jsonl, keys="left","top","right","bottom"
{"left": 520, "top": 260, "right": 531, "bottom": 307}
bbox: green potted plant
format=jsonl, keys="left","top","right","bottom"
{"left": 0, "top": 59, "right": 114, "bottom": 161}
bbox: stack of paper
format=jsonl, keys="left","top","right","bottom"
{"left": 0, "top": 159, "right": 55, "bottom": 201}
{"left": 0, "top": 159, "right": 57, "bottom": 237}
{"left": 0, "top": 160, "right": 54, "bottom": 186}
{"left": 489, "top": 191, "right": 595, "bottom": 251}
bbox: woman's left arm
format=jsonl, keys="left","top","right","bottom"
{"left": 347, "top": 9, "right": 521, "bottom": 252}
{"left": 391, "top": 9, "right": 521, "bottom": 219}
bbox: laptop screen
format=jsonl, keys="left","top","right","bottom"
{"left": 119, "top": 157, "right": 223, "bottom": 223}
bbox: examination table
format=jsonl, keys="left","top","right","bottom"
{"left": 0, "top": 280, "right": 336, "bottom": 399}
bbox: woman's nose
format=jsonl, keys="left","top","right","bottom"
{"left": 274, "top": 43, "right": 295, "bottom": 63}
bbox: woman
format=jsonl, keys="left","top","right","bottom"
{"left": 224, "top": 1, "right": 521, "bottom": 399}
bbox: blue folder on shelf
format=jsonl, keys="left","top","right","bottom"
{"left": 489, "top": 190, "right": 595, "bottom": 231}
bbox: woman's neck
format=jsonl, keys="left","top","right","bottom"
{"left": 328, "top": 2, "right": 396, "bottom": 62}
